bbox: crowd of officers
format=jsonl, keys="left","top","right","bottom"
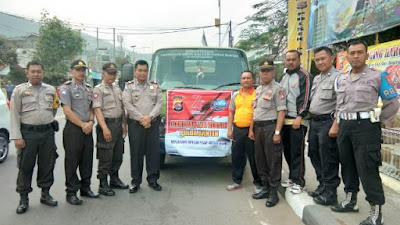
{"left": 226, "top": 40, "right": 398, "bottom": 225}
{"left": 8, "top": 40, "right": 399, "bottom": 225}
{"left": 10, "top": 59, "right": 162, "bottom": 214}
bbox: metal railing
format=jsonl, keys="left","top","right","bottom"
{"left": 381, "top": 128, "right": 400, "bottom": 180}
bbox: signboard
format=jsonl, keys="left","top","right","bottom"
{"left": 165, "top": 89, "right": 232, "bottom": 157}
{"left": 288, "top": 0, "right": 311, "bottom": 67}
{"left": 308, "top": 0, "right": 400, "bottom": 49}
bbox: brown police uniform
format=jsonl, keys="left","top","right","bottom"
{"left": 253, "top": 80, "right": 287, "bottom": 188}
{"left": 93, "top": 81, "right": 125, "bottom": 182}
{"left": 122, "top": 78, "right": 162, "bottom": 186}
{"left": 59, "top": 79, "right": 94, "bottom": 194}
{"left": 10, "top": 82, "right": 59, "bottom": 194}
{"left": 335, "top": 66, "right": 399, "bottom": 206}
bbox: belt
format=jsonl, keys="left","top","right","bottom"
{"left": 104, "top": 117, "right": 122, "bottom": 123}
{"left": 127, "top": 116, "right": 160, "bottom": 125}
{"left": 254, "top": 120, "right": 276, "bottom": 127}
{"left": 310, "top": 113, "right": 333, "bottom": 121}
{"left": 339, "top": 112, "right": 371, "bottom": 120}
{"left": 21, "top": 123, "right": 53, "bottom": 132}
{"left": 284, "top": 118, "right": 308, "bottom": 126}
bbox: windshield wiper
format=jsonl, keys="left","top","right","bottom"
{"left": 213, "top": 82, "right": 241, "bottom": 90}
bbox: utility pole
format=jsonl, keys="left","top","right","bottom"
{"left": 113, "top": 28, "right": 116, "bottom": 62}
{"left": 228, "top": 20, "right": 233, "bottom": 47}
{"left": 218, "top": 0, "right": 221, "bottom": 47}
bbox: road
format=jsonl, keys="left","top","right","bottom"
{"left": 0, "top": 114, "right": 302, "bottom": 225}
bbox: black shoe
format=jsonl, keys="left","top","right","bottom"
{"left": 314, "top": 189, "right": 337, "bottom": 206}
{"left": 110, "top": 176, "right": 129, "bottom": 189}
{"left": 308, "top": 183, "right": 325, "bottom": 197}
{"left": 66, "top": 194, "right": 82, "bottom": 205}
{"left": 331, "top": 192, "right": 359, "bottom": 212}
{"left": 40, "top": 188, "right": 58, "bottom": 206}
{"left": 99, "top": 179, "right": 115, "bottom": 196}
{"left": 252, "top": 187, "right": 269, "bottom": 200}
{"left": 16, "top": 194, "right": 29, "bottom": 214}
{"left": 360, "top": 204, "right": 383, "bottom": 225}
{"left": 266, "top": 187, "right": 279, "bottom": 207}
{"left": 129, "top": 184, "right": 140, "bottom": 193}
{"left": 148, "top": 182, "right": 162, "bottom": 191}
{"left": 80, "top": 189, "right": 100, "bottom": 198}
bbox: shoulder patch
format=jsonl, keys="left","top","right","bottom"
{"left": 64, "top": 81, "right": 72, "bottom": 85}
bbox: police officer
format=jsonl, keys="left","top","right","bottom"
{"left": 308, "top": 47, "right": 340, "bottom": 205}
{"left": 249, "top": 60, "right": 286, "bottom": 207}
{"left": 331, "top": 40, "right": 399, "bottom": 225}
{"left": 60, "top": 60, "right": 99, "bottom": 205}
{"left": 93, "top": 62, "right": 129, "bottom": 196}
{"left": 226, "top": 71, "right": 262, "bottom": 192}
{"left": 280, "top": 50, "right": 312, "bottom": 194}
{"left": 123, "top": 60, "right": 163, "bottom": 193}
{"left": 10, "top": 61, "right": 59, "bottom": 214}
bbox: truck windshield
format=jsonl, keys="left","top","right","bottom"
{"left": 149, "top": 48, "right": 249, "bottom": 90}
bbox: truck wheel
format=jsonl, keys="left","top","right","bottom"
{"left": 0, "top": 132, "right": 9, "bottom": 163}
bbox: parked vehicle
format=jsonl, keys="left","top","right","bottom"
{"left": 0, "top": 90, "right": 10, "bottom": 163}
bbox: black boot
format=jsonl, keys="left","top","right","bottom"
{"left": 308, "top": 183, "right": 325, "bottom": 197}
{"left": 314, "top": 187, "right": 337, "bottom": 206}
{"left": 266, "top": 187, "right": 279, "bottom": 207}
{"left": 110, "top": 175, "right": 129, "bottom": 189}
{"left": 331, "top": 192, "right": 359, "bottom": 212}
{"left": 360, "top": 204, "right": 383, "bottom": 225}
{"left": 252, "top": 186, "right": 269, "bottom": 199}
{"left": 16, "top": 194, "right": 29, "bottom": 214}
{"left": 99, "top": 178, "right": 115, "bottom": 196}
{"left": 40, "top": 188, "right": 58, "bottom": 206}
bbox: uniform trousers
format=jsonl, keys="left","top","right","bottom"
{"left": 96, "top": 120, "right": 124, "bottom": 179}
{"left": 231, "top": 125, "right": 261, "bottom": 185}
{"left": 308, "top": 118, "right": 340, "bottom": 189}
{"left": 282, "top": 124, "right": 307, "bottom": 186}
{"left": 338, "top": 119, "right": 384, "bottom": 205}
{"left": 63, "top": 120, "right": 94, "bottom": 193}
{"left": 16, "top": 125, "right": 57, "bottom": 194}
{"left": 128, "top": 117, "right": 160, "bottom": 185}
{"left": 254, "top": 122, "right": 283, "bottom": 188}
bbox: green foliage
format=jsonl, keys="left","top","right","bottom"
{"left": 35, "top": 11, "right": 85, "bottom": 85}
{"left": 0, "top": 35, "right": 17, "bottom": 66}
{"left": 235, "top": 0, "right": 288, "bottom": 76}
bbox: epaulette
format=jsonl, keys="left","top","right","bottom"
{"left": 126, "top": 80, "right": 134, "bottom": 84}
{"left": 15, "top": 82, "right": 27, "bottom": 88}
{"left": 85, "top": 83, "right": 91, "bottom": 88}
{"left": 64, "top": 81, "right": 72, "bottom": 85}
{"left": 150, "top": 80, "right": 158, "bottom": 85}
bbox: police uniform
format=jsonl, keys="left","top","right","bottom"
{"left": 93, "top": 68, "right": 128, "bottom": 193}
{"left": 253, "top": 81, "right": 287, "bottom": 189}
{"left": 228, "top": 88, "right": 261, "bottom": 188}
{"left": 332, "top": 66, "right": 399, "bottom": 214}
{"left": 10, "top": 81, "right": 59, "bottom": 212}
{"left": 308, "top": 66, "right": 340, "bottom": 204}
{"left": 122, "top": 78, "right": 162, "bottom": 188}
{"left": 60, "top": 78, "right": 95, "bottom": 196}
{"left": 280, "top": 66, "right": 311, "bottom": 191}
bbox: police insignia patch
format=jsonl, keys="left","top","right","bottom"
{"left": 93, "top": 93, "right": 98, "bottom": 99}
{"left": 279, "top": 90, "right": 285, "bottom": 99}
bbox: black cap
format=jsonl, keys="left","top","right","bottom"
{"left": 102, "top": 62, "right": 118, "bottom": 73}
{"left": 70, "top": 60, "right": 87, "bottom": 69}
{"left": 259, "top": 60, "right": 274, "bottom": 70}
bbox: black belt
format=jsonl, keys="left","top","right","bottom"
{"left": 104, "top": 117, "right": 122, "bottom": 123}
{"left": 21, "top": 123, "right": 53, "bottom": 132}
{"left": 127, "top": 116, "right": 160, "bottom": 125}
{"left": 310, "top": 113, "right": 333, "bottom": 121}
{"left": 254, "top": 120, "right": 276, "bottom": 127}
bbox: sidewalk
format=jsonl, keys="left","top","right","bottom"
{"left": 278, "top": 147, "right": 400, "bottom": 225}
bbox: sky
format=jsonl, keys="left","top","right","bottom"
{"left": 0, "top": 0, "right": 261, "bottom": 53}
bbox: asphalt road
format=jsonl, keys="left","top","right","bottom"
{"left": 0, "top": 115, "right": 302, "bottom": 225}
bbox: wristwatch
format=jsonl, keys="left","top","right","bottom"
{"left": 274, "top": 130, "right": 280, "bottom": 135}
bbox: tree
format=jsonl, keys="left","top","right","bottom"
{"left": 35, "top": 11, "right": 85, "bottom": 85}
{"left": 0, "top": 35, "right": 17, "bottom": 66}
{"left": 235, "top": 0, "right": 288, "bottom": 74}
